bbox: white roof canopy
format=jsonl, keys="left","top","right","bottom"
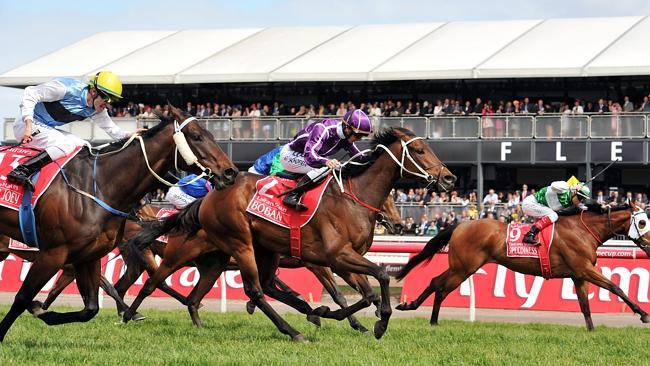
{"left": 1, "top": 16, "right": 649, "bottom": 86}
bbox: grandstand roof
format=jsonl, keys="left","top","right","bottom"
{"left": 0, "top": 15, "right": 648, "bottom": 86}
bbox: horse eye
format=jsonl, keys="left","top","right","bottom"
{"left": 414, "top": 148, "right": 424, "bottom": 155}
{"left": 191, "top": 133, "right": 202, "bottom": 141}
{"left": 639, "top": 220, "right": 646, "bottom": 229}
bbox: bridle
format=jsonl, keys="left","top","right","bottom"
{"left": 333, "top": 136, "right": 446, "bottom": 192}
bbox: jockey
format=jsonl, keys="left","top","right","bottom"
{"left": 521, "top": 178, "right": 591, "bottom": 245}
{"left": 249, "top": 109, "right": 372, "bottom": 211}
{"left": 164, "top": 174, "right": 213, "bottom": 209}
{"left": 8, "top": 71, "right": 144, "bottom": 191}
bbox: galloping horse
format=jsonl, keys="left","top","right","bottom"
{"left": 396, "top": 202, "right": 650, "bottom": 330}
{"left": 124, "top": 127, "right": 455, "bottom": 341}
{"left": 0, "top": 105, "right": 237, "bottom": 341}
{"left": 115, "top": 198, "right": 402, "bottom": 331}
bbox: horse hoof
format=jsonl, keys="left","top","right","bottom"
{"left": 353, "top": 323, "right": 369, "bottom": 333}
{"left": 375, "top": 309, "right": 381, "bottom": 318}
{"left": 373, "top": 321, "right": 388, "bottom": 339}
{"left": 641, "top": 314, "right": 650, "bottom": 323}
{"left": 245, "top": 301, "right": 256, "bottom": 315}
{"left": 312, "top": 305, "right": 330, "bottom": 317}
{"left": 306, "top": 314, "right": 321, "bottom": 327}
{"left": 27, "top": 301, "right": 46, "bottom": 317}
{"left": 292, "top": 334, "right": 309, "bottom": 343}
{"left": 395, "top": 302, "right": 408, "bottom": 311}
{"left": 132, "top": 313, "right": 147, "bottom": 322}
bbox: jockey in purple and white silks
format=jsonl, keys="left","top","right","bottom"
{"left": 254, "top": 109, "right": 372, "bottom": 211}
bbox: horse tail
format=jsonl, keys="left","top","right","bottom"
{"left": 123, "top": 198, "right": 204, "bottom": 264}
{"left": 395, "top": 223, "right": 459, "bottom": 281}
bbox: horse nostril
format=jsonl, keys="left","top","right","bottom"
{"left": 224, "top": 167, "right": 238, "bottom": 179}
{"left": 444, "top": 175, "right": 457, "bottom": 184}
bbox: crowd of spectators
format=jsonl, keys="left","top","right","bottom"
{"left": 107, "top": 94, "right": 650, "bottom": 120}
{"left": 375, "top": 185, "right": 649, "bottom": 236}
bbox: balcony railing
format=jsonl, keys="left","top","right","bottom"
{"left": 3, "top": 113, "right": 649, "bottom": 141}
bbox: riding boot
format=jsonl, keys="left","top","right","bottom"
{"left": 7, "top": 151, "right": 53, "bottom": 191}
{"left": 282, "top": 175, "right": 317, "bottom": 211}
{"left": 522, "top": 225, "right": 540, "bottom": 245}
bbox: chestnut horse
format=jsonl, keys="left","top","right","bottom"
{"left": 124, "top": 127, "right": 455, "bottom": 341}
{"left": 0, "top": 105, "right": 237, "bottom": 341}
{"left": 114, "top": 197, "right": 402, "bottom": 331}
{"left": 395, "top": 202, "right": 650, "bottom": 330}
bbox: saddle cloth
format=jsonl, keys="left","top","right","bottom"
{"left": 246, "top": 175, "right": 332, "bottom": 229}
{"left": 506, "top": 222, "right": 555, "bottom": 279}
{"left": 155, "top": 207, "right": 178, "bottom": 244}
{"left": 246, "top": 175, "right": 332, "bottom": 258}
{"left": 0, "top": 146, "right": 81, "bottom": 211}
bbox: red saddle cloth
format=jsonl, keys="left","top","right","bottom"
{"left": 246, "top": 175, "right": 332, "bottom": 258}
{"left": 0, "top": 146, "right": 81, "bottom": 211}
{"left": 155, "top": 207, "right": 178, "bottom": 244}
{"left": 506, "top": 222, "right": 555, "bottom": 279}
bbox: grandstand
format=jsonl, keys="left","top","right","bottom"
{"left": 1, "top": 16, "right": 649, "bottom": 207}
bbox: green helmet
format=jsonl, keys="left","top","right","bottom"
{"left": 576, "top": 184, "right": 591, "bottom": 199}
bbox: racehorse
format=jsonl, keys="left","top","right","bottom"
{"left": 117, "top": 197, "right": 402, "bottom": 331}
{"left": 123, "top": 127, "right": 456, "bottom": 341}
{"left": 0, "top": 104, "right": 237, "bottom": 341}
{"left": 395, "top": 202, "right": 650, "bottom": 331}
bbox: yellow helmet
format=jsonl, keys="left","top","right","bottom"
{"left": 90, "top": 71, "right": 123, "bottom": 103}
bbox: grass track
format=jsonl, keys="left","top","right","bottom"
{"left": 0, "top": 306, "right": 648, "bottom": 365}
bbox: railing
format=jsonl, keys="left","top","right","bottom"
{"left": 3, "top": 113, "right": 650, "bottom": 141}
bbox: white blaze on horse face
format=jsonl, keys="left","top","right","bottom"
{"left": 628, "top": 209, "right": 650, "bottom": 240}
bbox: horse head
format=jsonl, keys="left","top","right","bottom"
{"left": 378, "top": 192, "right": 403, "bottom": 235}
{"left": 378, "top": 127, "right": 456, "bottom": 192}
{"left": 166, "top": 103, "right": 238, "bottom": 189}
{"left": 626, "top": 200, "right": 650, "bottom": 257}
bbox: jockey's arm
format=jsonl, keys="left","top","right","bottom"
{"left": 303, "top": 124, "right": 330, "bottom": 168}
{"left": 20, "top": 80, "right": 66, "bottom": 124}
{"left": 90, "top": 110, "right": 132, "bottom": 140}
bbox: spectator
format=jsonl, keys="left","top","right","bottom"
{"left": 482, "top": 189, "right": 499, "bottom": 206}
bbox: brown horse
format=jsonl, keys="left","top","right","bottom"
{"left": 0, "top": 105, "right": 237, "bottom": 341}
{"left": 124, "top": 127, "right": 455, "bottom": 341}
{"left": 395, "top": 202, "right": 650, "bottom": 330}
{"left": 116, "top": 197, "right": 402, "bottom": 331}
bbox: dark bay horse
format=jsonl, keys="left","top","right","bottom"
{"left": 395, "top": 202, "right": 650, "bottom": 330}
{"left": 0, "top": 105, "right": 237, "bottom": 341}
{"left": 124, "top": 127, "right": 455, "bottom": 341}
{"left": 117, "top": 198, "right": 402, "bottom": 331}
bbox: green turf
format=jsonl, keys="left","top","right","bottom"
{"left": 0, "top": 306, "right": 648, "bottom": 366}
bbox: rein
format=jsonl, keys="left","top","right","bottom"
{"left": 580, "top": 210, "right": 603, "bottom": 245}
{"left": 342, "top": 178, "right": 381, "bottom": 213}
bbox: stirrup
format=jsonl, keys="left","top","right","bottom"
{"left": 7, "top": 169, "right": 35, "bottom": 192}
{"left": 523, "top": 235, "right": 540, "bottom": 246}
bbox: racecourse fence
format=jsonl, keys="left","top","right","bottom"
{"left": 3, "top": 113, "right": 650, "bottom": 142}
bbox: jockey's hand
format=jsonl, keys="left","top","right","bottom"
{"left": 326, "top": 159, "right": 341, "bottom": 169}
{"left": 21, "top": 120, "right": 33, "bottom": 144}
{"left": 578, "top": 203, "right": 588, "bottom": 211}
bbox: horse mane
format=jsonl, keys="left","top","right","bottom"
{"left": 558, "top": 202, "right": 630, "bottom": 216}
{"left": 79, "top": 115, "right": 176, "bottom": 156}
{"left": 340, "top": 127, "right": 416, "bottom": 178}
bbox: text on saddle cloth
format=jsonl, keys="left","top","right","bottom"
{"left": 0, "top": 146, "right": 82, "bottom": 211}
{"left": 506, "top": 223, "right": 555, "bottom": 258}
{"left": 155, "top": 207, "right": 178, "bottom": 243}
{"left": 246, "top": 175, "right": 332, "bottom": 229}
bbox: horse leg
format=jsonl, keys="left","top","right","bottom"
{"left": 122, "top": 260, "right": 184, "bottom": 323}
{"left": 234, "top": 246, "right": 305, "bottom": 342}
{"left": 396, "top": 269, "right": 450, "bottom": 312}
{"left": 32, "top": 260, "right": 101, "bottom": 326}
{"left": 581, "top": 266, "right": 650, "bottom": 323}
{"left": 327, "top": 247, "right": 391, "bottom": 339}
{"left": 321, "top": 268, "right": 369, "bottom": 332}
{"left": 429, "top": 270, "right": 471, "bottom": 325}
{"left": 573, "top": 278, "right": 594, "bottom": 331}
{"left": 186, "top": 252, "right": 230, "bottom": 328}
{"left": 252, "top": 248, "right": 322, "bottom": 327}
{"left": 40, "top": 264, "right": 75, "bottom": 310}
{"left": 0, "top": 251, "right": 66, "bottom": 342}
{"left": 349, "top": 273, "right": 381, "bottom": 318}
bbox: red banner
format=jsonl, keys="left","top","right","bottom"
{"left": 0, "top": 250, "right": 324, "bottom": 302}
{"left": 400, "top": 252, "right": 650, "bottom": 313}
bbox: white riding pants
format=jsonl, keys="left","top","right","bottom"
{"left": 522, "top": 195, "right": 558, "bottom": 222}
{"left": 14, "top": 115, "right": 86, "bottom": 160}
